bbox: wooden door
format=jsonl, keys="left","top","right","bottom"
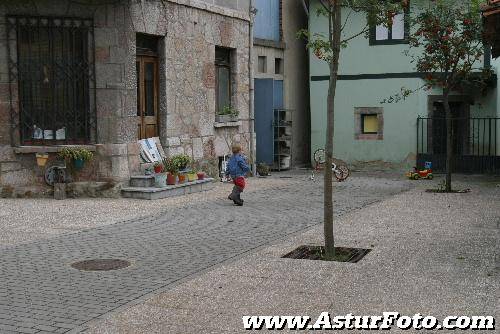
{"left": 137, "top": 56, "right": 158, "bottom": 139}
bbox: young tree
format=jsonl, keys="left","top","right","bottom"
{"left": 298, "top": 0, "right": 406, "bottom": 257}
{"left": 401, "top": 0, "right": 489, "bottom": 192}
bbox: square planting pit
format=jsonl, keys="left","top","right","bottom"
{"left": 282, "top": 245, "right": 371, "bottom": 263}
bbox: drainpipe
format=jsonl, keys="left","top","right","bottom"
{"left": 301, "top": 0, "right": 309, "bottom": 17}
{"left": 249, "top": 1, "right": 257, "bottom": 173}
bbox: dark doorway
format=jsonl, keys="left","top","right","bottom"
{"left": 431, "top": 101, "right": 468, "bottom": 155}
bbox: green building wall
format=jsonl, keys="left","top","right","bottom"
{"left": 309, "top": 0, "right": 499, "bottom": 167}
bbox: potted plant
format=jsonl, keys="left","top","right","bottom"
{"left": 172, "top": 154, "right": 191, "bottom": 172}
{"left": 35, "top": 153, "right": 49, "bottom": 167}
{"left": 187, "top": 170, "right": 197, "bottom": 182}
{"left": 256, "top": 163, "right": 270, "bottom": 177}
{"left": 153, "top": 162, "right": 167, "bottom": 187}
{"left": 163, "top": 158, "right": 179, "bottom": 185}
{"left": 215, "top": 105, "right": 239, "bottom": 123}
{"left": 153, "top": 162, "right": 164, "bottom": 174}
{"left": 59, "top": 148, "right": 93, "bottom": 170}
{"left": 197, "top": 171, "right": 205, "bottom": 180}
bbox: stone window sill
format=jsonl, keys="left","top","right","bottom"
{"left": 214, "top": 121, "right": 242, "bottom": 128}
{"left": 355, "top": 134, "right": 383, "bottom": 141}
{"left": 13, "top": 145, "right": 97, "bottom": 154}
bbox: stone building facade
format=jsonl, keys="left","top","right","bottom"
{"left": 0, "top": 0, "right": 252, "bottom": 196}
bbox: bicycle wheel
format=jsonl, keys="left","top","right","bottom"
{"left": 333, "top": 167, "right": 345, "bottom": 181}
{"left": 313, "top": 148, "right": 325, "bottom": 164}
{"left": 337, "top": 165, "right": 350, "bottom": 181}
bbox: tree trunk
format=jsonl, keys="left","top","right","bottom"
{"left": 443, "top": 89, "right": 453, "bottom": 192}
{"left": 324, "top": 3, "right": 341, "bottom": 257}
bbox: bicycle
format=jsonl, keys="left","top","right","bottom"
{"left": 311, "top": 148, "right": 350, "bottom": 182}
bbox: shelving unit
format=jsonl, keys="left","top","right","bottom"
{"left": 273, "top": 109, "right": 293, "bottom": 171}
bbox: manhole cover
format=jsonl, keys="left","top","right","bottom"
{"left": 71, "top": 259, "right": 131, "bottom": 271}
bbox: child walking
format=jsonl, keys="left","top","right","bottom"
{"left": 225, "top": 144, "right": 250, "bottom": 206}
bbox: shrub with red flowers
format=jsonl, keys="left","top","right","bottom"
{"left": 408, "top": 0, "right": 486, "bottom": 94}
{"left": 406, "top": 0, "right": 489, "bottom": 192}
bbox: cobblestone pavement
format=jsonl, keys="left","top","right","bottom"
{"left": 0, "top": 172, "right": 412, "bottom": 333}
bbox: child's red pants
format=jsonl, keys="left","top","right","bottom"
{"left": 233, "top": 176, "right": 246, "bottom": 190}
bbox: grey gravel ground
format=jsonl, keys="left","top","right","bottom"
{"left": 0, "top": 171, "right": 414, "bottom": 334}
{"left": 84, "top": 173, "right": 500, "bottom": 333}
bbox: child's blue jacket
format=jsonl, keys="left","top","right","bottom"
{"left": 225, "top": 154, "right": 250, "bottom": 178}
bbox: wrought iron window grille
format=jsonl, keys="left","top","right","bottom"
{"left": 6, "top": 16, "right": 97, "bottom": 146}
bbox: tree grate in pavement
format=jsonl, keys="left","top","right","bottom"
{"left": 282, "top": 245, "right": 372, "bottom": 263}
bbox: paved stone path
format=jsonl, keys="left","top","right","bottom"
{"left": 0, "top": 173, "right": 411, "bottom": 333}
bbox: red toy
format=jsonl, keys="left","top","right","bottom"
{"left": 406, "top": 167, "right": 433, "bottom": 180}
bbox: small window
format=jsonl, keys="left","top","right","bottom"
{"left": 136, "top": 33, "right": 159, "bottom": 55}
{"left": 258, "top": 56, "right": 267, "bottom": 73}
{"left": 215, "top": 47, "right": 233, "bottom": 115}
{"left": 361, "top": 114, "right": 379, "bottom": 134}
{"left": 370, "top": 10, "right": 409, "bottom": 45}
{"left": 275, "top": 58, "right": 283, "bottom": 75}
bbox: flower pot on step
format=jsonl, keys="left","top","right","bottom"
{"left": 197, "top": 172, "right": 205, "bottom": 180}
{"left": 154, "top": 173, "right": 167, "bottom": 187}
{"left": 178, "top": 174, "right": 186, "bottom": 184}
{"left": 167, "top": 173, "right": 177, "bottom": 185}
{"left": 187, "top": 173, "right": 197, "bottom": 182}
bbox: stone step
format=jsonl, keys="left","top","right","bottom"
{"left": 121, "top": 178, "right": 215, "bottom": 200}
{"left": 130, "top": 175, "right": 155, "bottom": 188}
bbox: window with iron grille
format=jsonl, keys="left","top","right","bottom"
{"left": 6, "top": 16, "right": 96, "bottom": 145}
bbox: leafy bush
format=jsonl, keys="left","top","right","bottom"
{"left": 58, "top": 148, "right": 93, "bottom": 162}
{"left": 163, "top": 158, "right": 179, "bottom": 174}
{"left": 171, "top": 154, "right": 191, "bottom": 170}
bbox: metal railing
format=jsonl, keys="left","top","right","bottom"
{"left": 417, "top": 117, "right": 500, "bottom": 173}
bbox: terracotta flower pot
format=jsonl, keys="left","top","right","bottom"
{"left": 197, "top": 172, "right": 205, "bottom": 180}
{"left": 178, "top": 174, "right": 186, "bottom": 184}
{"left": 167, "top": 173, "right": 177, "bottom": 185}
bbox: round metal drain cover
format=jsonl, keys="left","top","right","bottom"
{"left": 71, "top": 259, "right": 130, "bottom": 271}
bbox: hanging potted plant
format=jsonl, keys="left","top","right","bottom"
{"left": 153, "top": 162, "right": 167, "bottom": 187}
{"left": 59, "top": 148, "right": 93, "bottom": 170}
{"left": 164, "top": 158, "right": 179, "bottom": 185}
{"left": 35, "top": 153, "right": 49, "bottom": 167}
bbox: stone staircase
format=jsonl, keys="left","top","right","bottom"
{"left": 121, "top": 175, "right": 215, "bottom": 200}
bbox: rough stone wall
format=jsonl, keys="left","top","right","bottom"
{"left": 0, "top": 0, "right": 252, "bottom": 195}
{"left": 159, "top": 2, "right": 251, "bottom": 166}
{"left": 123, "top": 0, "right": 251, "bottom": 172}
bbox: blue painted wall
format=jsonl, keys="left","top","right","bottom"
{"left": 254, "top": 0, "right": 280, "bottom": 41}
{"left": 273, "top": 80, "right": 284, "bottom": 109}
{"left": 255, "top": 79, "right": 275, "bottom": 164}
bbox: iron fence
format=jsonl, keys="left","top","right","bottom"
{"left": 417, "top": 117, "right": 500, "bottom": 173}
